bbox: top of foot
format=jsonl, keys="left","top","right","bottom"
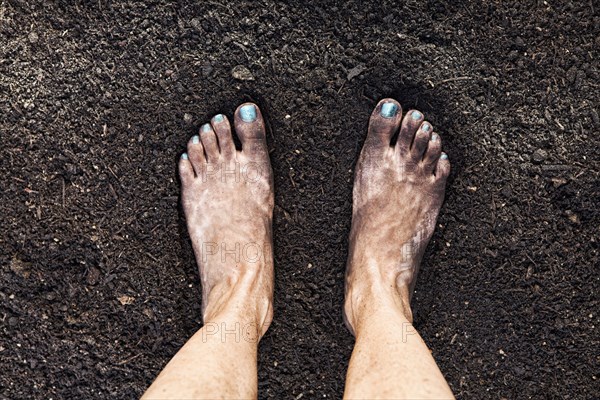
{"left": 344, "top": 98, "right": 450, "bottom": 332}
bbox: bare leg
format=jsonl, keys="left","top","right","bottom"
{"left": 343, "top": 99, "right": 454, "bottom": 399}
{"left": 143, "top": 103, "right": 274, "bottom": 399}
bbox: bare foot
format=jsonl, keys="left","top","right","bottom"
{"left": 344, "top": 98, "right": 450, "bottom": 334}
{"left": 178, "top": 103, "right": 274, "bottom": 338}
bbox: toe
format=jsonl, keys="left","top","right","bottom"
{"left": 422, "top": 132, "right": 442, "bottom": 173}
{"left": 178, "top": 152, "right": 195, "bottom": 184}
{"left": 411, "top": 121, "right": 432, "bottom": 161}
{"left": 396, "top": 109, "right": 424, "bottom": 154}
{"left": 211, "top": 113, "right": 236, "bottom": 159}
{"left": 366, "top": 98, "right": 402, "bottom": 147}
{"left": 188, "top": 134, "right": 206, "bottom": 173}
{"left": 234, "top": 103, "right": 268, "bottom": 158}
{"left": 200, "top": 123, "right": 220, "bottom": 162}
{"left": 435, "top": 152, "right": 451, "bottom": 181}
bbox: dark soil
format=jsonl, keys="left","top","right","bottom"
{"left": 1, "top": 1, "right": 599, "bottom": 398}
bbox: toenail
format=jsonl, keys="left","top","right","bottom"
{"left": 240, "top": 105, "right": 257, "bottom": 122}
{"left": 192, "top": 135, "right": 200, "bottom": 144}
{"left": 422, "top": 123, "right": 431, "bottom": 132}
{"left": 213, "top": 114, "right": 224, "bottom": 123}
{"left": 181, "top": 152, "right": 189, "bottom": 160}
{"left": 202, "top": 123, "right": 211, "bottom": 133}
{"left": 431, "top": 133, "right": 439, "bottom": 141}
{"left": 440, "top": 152, "right": 448, "bottom": 160}
{"left": 380, "top": 102, "right": 398, "bottom": 118}
{"left": 412, "top": 111, "right": 423, "bottom": 120}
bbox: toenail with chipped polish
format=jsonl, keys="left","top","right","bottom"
{"left": 440, "top": 152, "right": 448, "bottom": 160}
{"left": 192, "top": 135, "right": 200, "bottom": 144}
{"left": 213, "top": 114, "right": 224, "bottom": 123}
{"left": 380, "top": 102, "right": 398, "bottom": 118}
{"left": 202, "top": 123, "right": 211, "bottom": 133}
{"left": 422, "top": 123, "right": 431, "bottom": 132}
{"left": 412, "top": 111, "right": 423, "bottom": 120}
{"left": 181, "top": 152, "right": 189, "bottom": 160}
{"left": 431, "top": 133, "right": 439, "bottom": 141}
{"left": 240, "top": 105, "right": 257, "bottom": 122}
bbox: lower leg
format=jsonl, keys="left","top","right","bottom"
{"left": 142, "top": 272, "right": 270, "bottom": 399}
{"left": 343, "top": 99, "right": 454, "bottom": 399}
{"left": 344, "top": 280, "right": 453, "bottom": 399}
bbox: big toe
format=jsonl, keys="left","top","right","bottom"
{"left": 234, "top": 103, "right": 268, "bottom": 159}
{"left": 366, "top": 98, "right": 403, "bottom": 147}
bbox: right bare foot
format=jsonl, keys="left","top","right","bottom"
{"left": 344, "top": 98, "right": 450, "bottom": 334}
{"left": 178, "top": 103, "right": 274, "bottom": 339}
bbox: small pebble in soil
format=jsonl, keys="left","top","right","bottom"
{"left": 231, "top": 65, "right": 254, "bottom": 81}
{"left": 347, "top": 64, "right": 366, "bottom": 81}
{"left": 118, "top": 295, "right": 135, "bottom": 305}
{"left": 551, "top": 177, "right": 568, "bottom": 188}
{"left": 532, "top": 149, "right": 548, "bottom": 164}
{"left": 28, "top": 32, "right": 38, "bottom": 43}
{"left": 565, "top": 210, "right": 580, "bottom": 224}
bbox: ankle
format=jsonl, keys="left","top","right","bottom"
{"left": 344, "top": 278, "right": 414, "bottom": 334}
{"left": 346, "top": 296, "right": 413, "bottom": 337}
{"left": 203, "top": 304, "right": 273, "bottom": 344}
{"left": 203, "top": 267, "right": 273, "bottom": 339}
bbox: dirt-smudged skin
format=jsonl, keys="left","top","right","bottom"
{"left": 178, "top": 103, "right": 275, "bottom": 338}
{"left": 142, "top": 103, "right": 276, "bottom": 399}
{"left": 344, "top": 98, "right": 450, "bottom": 332}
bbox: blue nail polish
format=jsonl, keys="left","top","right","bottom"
{"left": 412, "top": 111, "right": 423, "bottom": 120}
{"left": 431, "top": 133, "right": 439, "bottom": 141}
{"left": 240, "top": 105, "right": 257, "bottom": 122}
{"left": 181, "top": 153, "right": 189, "bottom": 160}
{"left": 214, "top": 114, "right": 224, "bottom": 123}
{"left": 192, "top": 135, "right": 200, "bottom": 144}
{"left": 380, "top": 102, "right": 398, "bottom": 118}
{"left": 202, "top": 123, "right": 211, "bottom": 133}
{"left": 422, "top": 123, "right": 431, "bottom": 132}
{"left": 440, "top": 153, "right": 448, "bottom": 160}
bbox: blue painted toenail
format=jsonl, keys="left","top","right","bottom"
{"left": 412, "top": 111, "right": 423, "bottom": 120}
{"left": 380, "top": 102, "right": 398, "bottom": 118}
{"left": 192, "top": 135, "right": 200, "bottom": 144}
{"left": 202, "top": 123, "right": 211, "bottom": 133}
{"left": 240, "top": 105, "right": 257, "bottom": 122}
{"left": 181, "top": 153, "right": 189, "bottom": 160}
{"left": 214, "top": 114, "right": 224, "bottom": 123}
{"left": 431, "top": 133, "right": 439, "bottom": 141}
{"left": 440, "top": 153, "right": 448, "bottom": 160}
{"left": 422, "top": 123, "right": 431, "bottom": 132}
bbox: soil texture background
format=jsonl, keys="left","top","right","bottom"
{"left": 1, "top": 1, "right": 599, "bottom": 398}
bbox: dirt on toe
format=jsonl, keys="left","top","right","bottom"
{"left": 1, "top": 1, "right": 598, "bottom": 398}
